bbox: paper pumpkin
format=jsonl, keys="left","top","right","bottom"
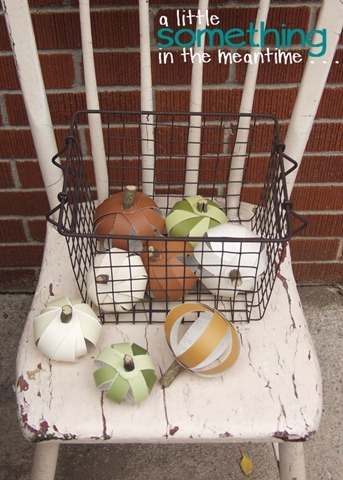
{"left": 165, "top": 195, "right": 227, "bottom": 246}
{"left": 86, "top": 248, "right": 148, "bottom": 313}
{"left": 140, "top": 239, "right": 198, "bottom": 300}
{"left": 33, "top": 296, "right": 102, "bottom": 362}
{"left": 164, "top": 303, "right": 240, "bottom": 376}
{"left": 94, "top": 186, "right": 164, "bottom": 250}
{"left": 93, "top": 343, "right": 157, "bottom": 404}
{"left": 193, "top": 223, "right": 267, "bottom": 298}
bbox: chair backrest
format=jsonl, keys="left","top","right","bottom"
{"left": 2, "top": 0, "right": 342, "bottom": 211}
{"left": 1, "top": 0, "right": 62, "bottom": 208}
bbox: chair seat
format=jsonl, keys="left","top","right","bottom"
{"left": 16, "top": 222, "right": 322, "bottom": 445}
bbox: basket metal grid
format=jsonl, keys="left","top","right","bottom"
{"left": 48, "top": 110, "right": 306, "bottom": 323}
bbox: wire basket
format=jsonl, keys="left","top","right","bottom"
{"left": 47, "top": 110, "right": 306, "bottom": 323}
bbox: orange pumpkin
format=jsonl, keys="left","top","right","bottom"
{"left": 140, "top": 239, "right": 198, "bottom": 300}
{"left": 94, "top": 187, "right": 164, "bottom": 250}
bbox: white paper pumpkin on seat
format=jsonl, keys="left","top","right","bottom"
{"left": 86, "top": 247, "right": 148, "bottom": 313}
{"left": 33, "top": 296, "right": 102, "bottom": 362}
{"left": 193, "top": 223, "right": 267, "bottom": 298}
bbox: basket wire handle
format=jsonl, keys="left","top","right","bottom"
{"left": 289, "top": 210, "right": 308, "bottom": 237}
{"left": 282, "top": 202, "right": 308, "bottom": 237}
{"left": 282, "top": 152, "right": 299, "bottom": 178}
{"left": 46, "top": 204, "right": 60, "bottom": 228}
{"left": 279, "top": 150, "right": 308, "bottom": 237}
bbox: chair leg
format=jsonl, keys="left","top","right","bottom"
{"left": 279, "top": 442, "right": 306, "bottom": 480}
{"left": 29, "top": 442, "right": 59, "bottom": 480}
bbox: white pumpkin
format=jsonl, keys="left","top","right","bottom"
{"left": 33, "top": 296, "right": 102, "bottom": 362}
{"left": 193, "top": 223, "right": 267, "bottom": 298}
{"left": 87, "top": 247, "right": 148, "bottom": 313}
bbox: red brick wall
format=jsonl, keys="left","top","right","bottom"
{"left": 0, "top": 0, "right": 342, "bottom": 291}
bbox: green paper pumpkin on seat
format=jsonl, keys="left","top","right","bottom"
{"left": 165, "top": 195, "right": 227, "bottom": 246}
{"left": 93, "top": 343, "right": 157, "bottom": 404}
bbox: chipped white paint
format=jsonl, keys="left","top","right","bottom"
{"left": 17, "top": 223, "right": 322, "bottom": 478}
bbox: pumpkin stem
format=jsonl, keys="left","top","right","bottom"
{"left": 123, "top": 354, "right": 135, "bottom": 371}
{"left": 122, "top": 185, "right": 137, "bottom": 210}
{"left": 197, "top": 198, "right": 208, "bottom": 213}
{"left": 229, "top": 269, "right": 243, "bottom": 287}
{"left": 95, "top": 274, "right": 109, "bottom": 284}
{"left": 159, "top": 360, "right": 183, "bottom": 388}
{"left": 60, "top": 304, "right": 73, "bottom": 323}
{"left": 148, "top": 245, "right": 163, "bottom": 262}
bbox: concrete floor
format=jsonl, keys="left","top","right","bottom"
{"left": 0, "top": 284, "right": 342, "bottom": 480}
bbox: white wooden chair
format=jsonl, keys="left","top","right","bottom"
{"left": 4, "top": 0, "right": 342, "bottom": 479}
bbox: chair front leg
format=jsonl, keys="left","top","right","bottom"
{"left": 29, "top": 442, "right": 59, "bottom": 480}
{"left": 279, "top": 441, "right": 306, "bottom": 480}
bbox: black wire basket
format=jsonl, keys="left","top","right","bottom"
{"left": 47, "top": 110, "right": 307, "bottom": 323}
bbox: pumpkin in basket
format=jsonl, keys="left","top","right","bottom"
{"left": 140, "top": 239, "right": 198, "bottom": 300}
{"left": 94, "top": 185, "right": 164, "bottom": 251}
{"left": 193, "top": 223, "right": 267, "bottom": 298}
{"left": 165, "top": 195, "right": 227, "bottom": 246}
{"left": 93, "top": 342, "right": 157, "bottom": 404}
{"left": 86, "top": 247, "right": 148, "bottom": 313}
{"left": 33, "top": 296, "right": 102, "bottom": 362}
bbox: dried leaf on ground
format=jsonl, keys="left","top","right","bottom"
{"left": 240, "top": 453, "right": 254, "bottom": 477}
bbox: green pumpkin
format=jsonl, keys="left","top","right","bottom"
{"left": 165, "top": 195, "right": 227, "bottom": 245}
{"left": 94, "top": 343, "right": 157, "bottom": 404}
